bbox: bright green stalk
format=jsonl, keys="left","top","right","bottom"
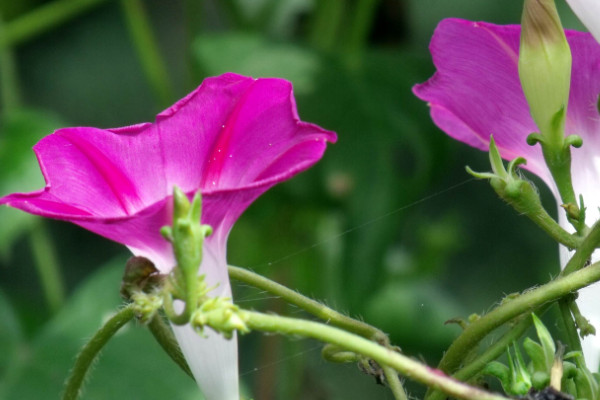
{"left": 119, "top": 0, "right": 173, "bottom": 108}
{"left": 30, "top": 221, "right": 65, "bottom": 313}
{"left": 62, "top": 305, "right": 135, "bottom": 400}
{"left": 382, "top": 365, "right": 409, "bottom": 400}
{"left": 228, "top": 265, "right": 387, "bottom": 342}
{"left": 241, "top": 310, "right": 509, "bottom": 400}
{"left": 0, "top": 0, "right": 110, "bottom": 48}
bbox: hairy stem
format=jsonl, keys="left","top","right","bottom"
{"left": 433, "top": 260, "right": 600, "bottom": 379}
{"left": 228, "top": 265, "right": 386, "bottom": 342}
{"left": 62, "top": 305, "right": 135, "bottom": 400}
{"left": 382, "top": 364, "right": 409, "bottom": 400}
{"left": 242, "top": 310, "right": 509, "bottom": 400}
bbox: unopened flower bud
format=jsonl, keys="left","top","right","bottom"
{"left": 519, "top": 0, "right": 571, "bottom": 145}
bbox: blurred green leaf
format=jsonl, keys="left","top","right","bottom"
{"left": 193, "top": 33, "right": 319, "bottom": 95}
{"left": 364, "top": 280, "right": 463, "bottom": 355}
{"left": 0, "top": 109, "right": 64, "bottom": 258}
{"left": 0, "top": 288, "right": 23, "bottom": 388}
{"left": 2, "top": 257, "right": 201, "bottom": 399}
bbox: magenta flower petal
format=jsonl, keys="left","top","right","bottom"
{"left": 413, "top": 19, "right": 552, "bottom": 183}
{"left": 0, "top": 73, "right": 336, "bottom": 399}
{"left": 414, "top": 19, "right": 600, "bottom": 370}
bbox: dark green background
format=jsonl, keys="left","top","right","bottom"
{"left": 0, "top": 1, "right": 586, "bottom": 398}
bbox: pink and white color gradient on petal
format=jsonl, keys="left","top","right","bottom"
{"left": 413, "top": 19, "right": 600, "bottom": 371}
{"left": 0, "top": 73, "right": 337, "bottom": 399}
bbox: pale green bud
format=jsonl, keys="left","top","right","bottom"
{"left": 519, "top": 0, "right": 571, "bottom": 145}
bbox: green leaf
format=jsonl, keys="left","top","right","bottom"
{"left": 363, "top": 279, "right": 463, "bottom": 353}
{"left": 1, "top": 258, "right": 201, "bottom": 399}
{"left": 0, "top": 109, "right": 64, "bottom": 258}
{"left": 192, "top": 33, "right": 319, "bottom": 95}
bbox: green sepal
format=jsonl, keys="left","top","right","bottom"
{"left": 523, "top": 337, "right": 546, "bottom": 373}
{"left": 531, "top": 371, "right": 550, "bottom": 390}
{"left": 527, "top": 132, "right": 544, "bottom": 146}
{"left": 563, "top": 352, "right": 599, "bottom": 399}
{"left": 531, "top": 314, "right": 555, "bottom": 371}
{"left": 506, "top": 344, "right": 532, "bottom": 395}
{"left": 564, "top": 134, "right": 583, "bottom": 149}
{"left": 465, "top": 166, "right": 496, "bottom": 180}
{"left": 482, "top": 361, "right": 511, "bottom": 393}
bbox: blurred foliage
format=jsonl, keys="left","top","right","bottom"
{"left": 0, "top": 0, "right": 575, "bottom": 398}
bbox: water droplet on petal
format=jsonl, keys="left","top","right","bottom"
{"left": 268, "top": 143, "right": 272, "bottom": 147}
{"left": 221, "top": 124, "right": 225, "bottom": 128}
{"left": 228, "top": 154, "right": 233, "bottom": 158}
{"left": 212, "top": 181, "right": 216, "bottom": 186}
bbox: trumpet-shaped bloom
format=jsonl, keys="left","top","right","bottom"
{"left": 0, "top": 73, "right": 337, "bottom": 399}
{"left": 413, "top": 19, "right": 600, "bottom": 371}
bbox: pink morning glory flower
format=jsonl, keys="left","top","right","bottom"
{"left": 413, "top": 19, "right": 600, "bottom": 370}
{"left": 0, "top": 73, "right": 337, "bottom": 399}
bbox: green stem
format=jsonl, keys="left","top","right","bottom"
{"left": 0, "top": 0, "right": 110, "bottom": 48}
{"left": 543, "top": 145, "right": 577, "bottom": 209}
{"left": 29, "top": 221, "right": 65, "bottom": 314}
{"left": 558, "top": 298, "right": 582, "bottom": 352}
{"left": 382, "top": 364, "right": 409, "bottom": 400}
{"left": 241, "top": 310, "right": 509, "bottom": 400}
{"left": 62, "top": 305, "right": 135, "bottom": 400}
{"left": 434, "top": 260, "right": 600, "bottom": 378}
{"left": 162, "top": 291, "right": 194, "bottom": 325}
{"left": 525, "top": 202, "right": 581, "bottom": 249}
{"left": 147, "top": 313, "right": 194, "bottom": 379}
{"left": 228, "top": 265, "right": 386, "bottom": 342}
{"left": 119, "top": 0, "right": 173, "bottom": 108}
{"left": 561, "top": 220, "right": 600, "bottom": 276}
{"left": 322, "top": 344, "right": 408, "bottom": 399}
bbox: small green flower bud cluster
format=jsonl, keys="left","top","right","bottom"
{"left": 131, "top": 292, "right": 163, "bottom": 323}
{"left": 191, "top": 297, "right": 250, "bottom": 339}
